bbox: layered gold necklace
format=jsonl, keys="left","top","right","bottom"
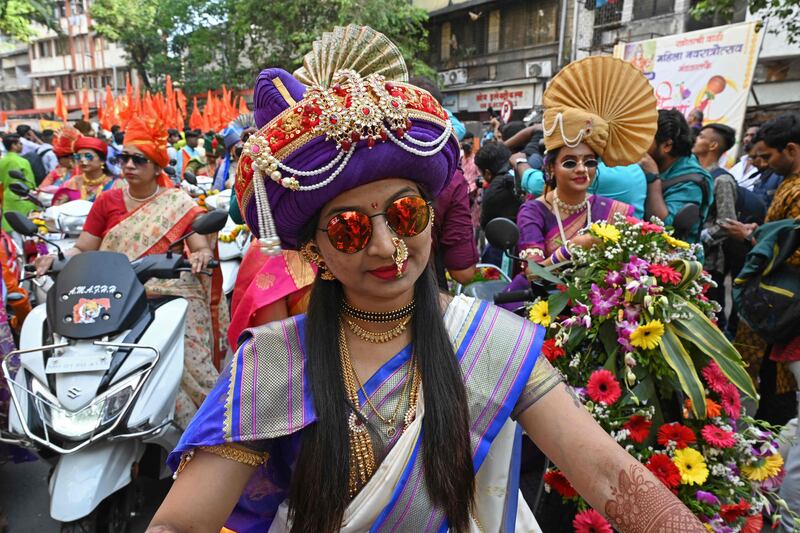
{"left": 338, "top": 321, "right": 420, "bottom": 498}
{"left": 342, "top": 299, "right": 415, "bottom": 344}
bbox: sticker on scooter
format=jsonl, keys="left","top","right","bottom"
{"left": 73, "top": 298, "right": 111, "bottom": 324}
{"left": 68, "top": 284, "right": 117, "bottom": 296}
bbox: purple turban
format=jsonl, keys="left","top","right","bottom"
{"left": 235, "top": 67, "right": 460, "bottom": 250}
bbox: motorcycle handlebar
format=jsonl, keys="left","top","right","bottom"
{"left": 493, "top": 289, "right": 533, "bottom": 305}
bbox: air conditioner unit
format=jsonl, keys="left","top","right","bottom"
{"left": 525, "top": 60, "right": 553, "bottom": 79}
{"left": 439, "top": 68, "right": 468, "bottom": 87}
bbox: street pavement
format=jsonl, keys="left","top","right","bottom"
{"left": 0, "top": 457, "right": 169, "bottom": 532}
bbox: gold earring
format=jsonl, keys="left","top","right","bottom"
{"left": 301, "top": 242, "right": 336, "bottom": 281}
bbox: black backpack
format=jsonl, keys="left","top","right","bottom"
{"left": 23, "top": 147, "right": 52, "bottom": 185}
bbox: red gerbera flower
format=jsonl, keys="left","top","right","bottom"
{"left": 586, "top": 369, "right": 622, "bottom": 405}
{"left": 572, "top": 509, "right": 613, "bottom": 533}
{"left": 623, "top": 415, "right": 652, "bottom": 443}
{"left": 646, "top": 453, "right": 682, "bottom": 489}
{"left": 543, "top": 469, "right": 577, "bottom": 498}
{"left": 701, "top": 362, "right": 729, "bottom": 394}
{"left": 657, "top": 422, "right": 697, "bottom": 449}
{"left": 641, "top": 221, "right": 664, "bottom": 234}
{"left": 742, "top": 513, "right": 763, "bottom": 533}
{"left": 719, "top": 384, "right": 742, "bottom": 419}
{"left": 701, "top": 424, "right": 736, "bottom": 448}
{"left": 720, "top": 499, "right": 750, "bottom": 523}
{"left": 542, "top": 338, "right": 566, "bottom": 362}
{"left": 649, "top": 264, "right": 682, "bottom": 285}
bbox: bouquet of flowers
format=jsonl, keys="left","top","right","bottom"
{"left": 526, "top": 215, "right": 796, "bottom": 531}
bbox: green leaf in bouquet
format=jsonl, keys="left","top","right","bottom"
{"left": 548, "top": 291, "right": 570, "bottom": 321}
{"left": 525, "top": 258, "right": 566, "bottom": 286}
{"left": 670, "top": 296, "right": 758, "bottom": 400}
{"left": 598, "top": 321, "right": 620, "bottom": 364}
{"left": 670, "top": 259, "right": 704, "bottom": 290}
{"left": 564, "top": 327, "right": 588, "bottom": 353}
{"left": 659, "top": 325, "right": 707, "bottom": 418}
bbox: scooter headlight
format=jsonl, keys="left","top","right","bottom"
{"left": 29, "top": 372, "right": 143, "bottom": 441}
{"left": 57, "top": 214, "right": 85, "bottom": 235}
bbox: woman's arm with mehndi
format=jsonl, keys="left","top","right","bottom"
{"left": 518, "top": 382, "right": 706, "bottom": 532}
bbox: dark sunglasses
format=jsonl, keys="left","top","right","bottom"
{"left": 319, "top": 195, "right": 432, "bottom": 254}
{"left": 72, "top": 153, "right": 96, "bottom": 162}
{"left": 560, "top": 158, "right": 599, "bottom": 170}
{"left": 116, "top": 153, "right": 150, "bottom": 166}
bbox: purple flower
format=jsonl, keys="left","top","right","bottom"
{"left": 565, "top": 301, "right": 592, "bottom": 328}
{"left": 605, "top": 270, "right": 624, "bottom": 286}
{"left": 760, "top": 466, "right": 785, "bottom": 491}
{"left": 623, "top": 305, "right": 641, "bottom": 322}
{"left": 625, "top": 278, "right": 644, "bottom": 295}
{"left": 589, "top": 283, "right": 622, "bottom": 316}
{"left": 695, "top": 490, "right": 720, "bottom": 506}
{"left": 621, "top": 255, "right": 649, "bottom": 279}
{"left": 616, "top": 320, "right": 637, "bottom": 338}
{"left": 618, "top": 336, "right": 634, "bottom": 353}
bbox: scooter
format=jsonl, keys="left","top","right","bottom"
{"left": 1, "top": 209, "right": 227, "bottom": 532}
{"left": 185, "top": 174, "right": 250, "bottom": 296}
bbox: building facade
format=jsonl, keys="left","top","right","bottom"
{"left": 27, "top": 0, "right": 131, "bottom": 116}
{"left": 0, "top": 41, "right": 33, "bottom": 111}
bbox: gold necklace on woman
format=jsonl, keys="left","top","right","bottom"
{"left": 345, "top": 315, "right": 411, "bottom": 343}
{"left": 80, "top": 174, "right": 107, "bottom": 200}
{"left": 338, "top": 322, "right": 421, "bottom": 498}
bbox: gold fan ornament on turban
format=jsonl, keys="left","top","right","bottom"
{"left": 542, "top": 56, "right": 657, "bottom": 167}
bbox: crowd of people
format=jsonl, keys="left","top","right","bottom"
{"left": 0, "top": 23, "right": 798, "bottom": 533}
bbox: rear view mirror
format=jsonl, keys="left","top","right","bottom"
{"left": 485, "top": 217, "right": 520, "bottom": 252}
{"left": 192, "top": 210, "right": 228, "bottom": 235}
{"left": 9, "top": 182, "right": 31, "bottom": 197}
{"left": 8, "top": 169, "right": 26, "bottom": 181}
{"left": 5, "top": 212, "right": 39, "bottom": 236}
{"left": 672, "top": 204, "right": 700, "bottom": 240}
{"left": 183, "top": 172, "right": 198, "bottom": 186}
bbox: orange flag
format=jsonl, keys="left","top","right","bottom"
{"left": 0, "top": 111, "right": 8, "bottom": 126}
{"left": 189, "top": 96, "right": 202, "bottom": 131}
{"left": 176, "top": 89, "right": 187, "bottom": 117}
{"left": 238, "top": 96, "right": 249, "bottom": 115}
{"left": 54, "top": 87, "right": 68, "bottom": 122}
{"left": 81, "top": 87, "right": 90, "bottom": 121}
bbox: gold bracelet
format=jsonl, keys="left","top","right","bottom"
{"left": 173, "top": 444, "right": 269, "bottom": 479}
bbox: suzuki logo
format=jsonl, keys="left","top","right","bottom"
{"left": 66, "top": 387, "right": 82, "bottom": 399}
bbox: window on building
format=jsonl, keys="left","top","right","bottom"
{"left": 595, "top": 0, "right": 625, "bottom": 26}
{"left": 448, "top": 12, "right": 488, "bottom": 59}
{"left": 55, "top": 0, "right": 66, "bottom": 18}
{"left": 501, "top": 0, "right": 559, "bottom": 50}
{"left": 70, "top": 0, "right": 85, "bottom": 15}
{"left": 55, "top": 37, "right": 69, "bottom": 56}
{"left": 101, "top": 74, "right": 112, "bottom": 87}
{"left": 633, "top": 0, "right": 674, "bottom": 19}
{"left": 38, "top": 41, "right": 51, "bottom": 58}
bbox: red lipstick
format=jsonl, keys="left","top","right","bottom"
{"left": 367, "top": 261, "right": 408, "bottom": 280}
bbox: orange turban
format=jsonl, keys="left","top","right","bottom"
{"left": 52, "top": 126, "right": 82, "bottom": 158}
{"left": 124, "top": 116, "right": 170, "bottom": 169}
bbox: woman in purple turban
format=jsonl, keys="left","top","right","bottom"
{"left": 147, "top": 26, "right": 704, "bottom": 533}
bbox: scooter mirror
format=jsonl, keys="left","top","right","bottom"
{"left": 8, "top": 169, "right": 26, "bottom": 181}
{"left": 9, "top": 182, "right": 31, "bottom": 197}
{"left": 192, "top": 210, "right": 228, "bottom": 235}
{"left": 4, "top": 212, "right": 39, "bottom": 237}
{"left": 485, "top": 217, "right": 520, "bottom": 252}
{"left": 164, "top": 166, "right": 176, "bottom": 177}
{"left": 184, "top": 171, "right": 198, "bottom": 186}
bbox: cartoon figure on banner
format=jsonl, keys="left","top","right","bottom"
{"left": 692, "top": 74, "right": 737, "bottom": 122}
{"left": 624, "top": 42, "right": 656, "bottom": 78}
{"left": 73, "top": 298, "right": 111, "bottom": 324}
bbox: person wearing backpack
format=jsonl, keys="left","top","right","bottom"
{"left": 0, "top": 133, "right": 37, "bottom": 233}
{"left": 693, "top": 123, "right": 739, "bottom": 333}
{"left": 24, "top": 128, "right": 57, "bottom": 185}
{"left": 639, "top": 109, "right": 713, "bottom": 256}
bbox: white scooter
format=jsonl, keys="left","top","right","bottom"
{"left": 1, "top": 209, "right": 227, "bottom": 532}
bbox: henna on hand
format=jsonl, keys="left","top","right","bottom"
{"left": 604, "top": 464, "right": 705, "bottom": 533}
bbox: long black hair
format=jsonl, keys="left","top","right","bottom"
{"left": 287, "top": 197, "right": 475, "bottom": 532}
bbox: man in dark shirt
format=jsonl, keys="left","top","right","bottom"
{"left": 475, "top": 141, "right": 522, "bottom": 230}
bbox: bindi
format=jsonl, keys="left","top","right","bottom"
{"left": 371, "top": 202, "right": 379, "bottom": 209}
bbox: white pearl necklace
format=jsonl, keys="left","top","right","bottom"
{"left": 124, "top": 185, "right": 160, "bottom": 203}
{"left": 553, "top": 194, "right": 592, "bottom": 247}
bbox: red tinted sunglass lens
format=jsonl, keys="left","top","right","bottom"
{"left": 386, "top": 196, "right": 430, "bottom": 237}
{"left": 326, "top": 211, "right": 372, "bottom": 254}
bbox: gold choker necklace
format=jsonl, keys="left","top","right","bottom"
{"left": 342, "top": 299, "right": 415, "bottom": 323}
{"left": 346, "top": 315, "right": 410, "bottom": 343}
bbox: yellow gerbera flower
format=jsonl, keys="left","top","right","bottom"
{"left": 629, "top": 320, "right": 665, "bottom": 351}
{"left": 663, "top": 234, "right": 691, "bottom": 249}
{"left": 591, "top": 222, "right": 620, "bottom": 243}
{"left": 673, "top": 447, "right": 709, "bottom": 485}
{"left": 742, "top": 453, "right": 784, "bottom": 481}
{"left": 528, "top": 300, "right": 550, "bottom": 327}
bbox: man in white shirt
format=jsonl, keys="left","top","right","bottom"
{"left": 37, "top": 129, "right": 58, "bottom": 174}
{"left": 15, "top": 124, "right": 41, "bottom": 156}
{"left": 729, "top": 124, "right": 760, "bottom": 189}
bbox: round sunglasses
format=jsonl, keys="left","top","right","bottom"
{"left": 560, "top": 158, "right": 599, "bottom": 170}
{"left": 319, "top": 195, "right": 432, "bottom": 254}
{"left": 72, "top": 153, "right": 97, "bottom": 162}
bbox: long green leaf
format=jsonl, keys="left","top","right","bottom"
{"left": 671, "top": 260, "right": 704, "bottom": 290}
{"left": 659, "top": 325, "right": 707, "bottom": 418}
{"left": 670, "top": 296, "right": 758, "bottom": 399}
{"left": 526, "top": 259, "right": 565, "bottom": 286}
{"left": 548, "top": 291, "right": 570, "bottom": 320}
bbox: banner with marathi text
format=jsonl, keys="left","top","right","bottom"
{"left": 614, "top": 22, "right": 763, "bottom": 145}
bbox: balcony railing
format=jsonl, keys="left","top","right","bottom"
{"left": 595, "top": 0, "right": 624, "bottom": 27}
